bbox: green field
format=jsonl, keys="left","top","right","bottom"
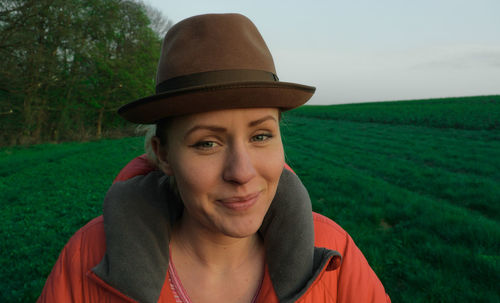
{"left": 1, "top": 95, "right": 499, "bottom": 302}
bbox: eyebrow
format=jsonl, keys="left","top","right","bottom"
{"left": 248, "top": 115, "right": 277, "bottom": 127}
{"left": 184, "top": 115, "right": 277, "bottom": 139}
{"left": 184, "top": 125, "right": 227, "bottom": 139}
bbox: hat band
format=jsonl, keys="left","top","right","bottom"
{"left": 156, "top": 69, "right": 279, "bottom": 94}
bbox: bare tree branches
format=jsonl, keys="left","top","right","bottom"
{"left": 141, "top": 1, "right": 173, "bottom": 38}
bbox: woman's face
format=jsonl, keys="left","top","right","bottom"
{"left": 159, "top": 108, "right": 284, "bottom": 239}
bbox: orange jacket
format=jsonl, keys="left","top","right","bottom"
{"left": 38, "top": 156, "right": 390, "bottom": 303}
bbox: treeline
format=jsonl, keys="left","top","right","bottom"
{"left": 0, "top": 0, "right": 171, "bottom": 146}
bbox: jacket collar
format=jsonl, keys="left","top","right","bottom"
{"left": 93, "top": 170, "right": 341, "bottom": 303}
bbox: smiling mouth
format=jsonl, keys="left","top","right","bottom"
{"left": 217, "top": 192, "right": 261, "bottom": 211}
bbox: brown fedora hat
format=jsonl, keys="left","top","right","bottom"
{"left": 118, "top": 13, "right": 315, "bottom": 124}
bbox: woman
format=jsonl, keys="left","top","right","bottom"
{"left": 38, "top": 13, "right": 390, "bottom": 302}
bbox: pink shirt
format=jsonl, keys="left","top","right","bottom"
{"left": 168, "top": 252, "right": 263, "bottom": 303}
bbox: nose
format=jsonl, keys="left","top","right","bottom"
{"left": 223, "top": 142, "right": 257, "bottom": 184}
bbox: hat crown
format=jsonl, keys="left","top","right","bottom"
{"left": 118, "top": 13, "right": 315, "bottom": 124}
{"left": 156, "top": 13, "right": 276, "bottom": 85}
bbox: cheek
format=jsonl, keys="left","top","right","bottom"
{"left": 169, "top": 152, "right": 220, "bottom": 199}
{"left": 257, "top": 142, "right": 285, "bottom": 191}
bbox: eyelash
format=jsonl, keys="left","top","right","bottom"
{"left": 251, "top": 133, "right": 273, "bottom": 142}
{"left": 192, "top": 141, "right": 218, "bottom": 149}
{"left": 191, "top": 133, "right": 273, "bottom": 150}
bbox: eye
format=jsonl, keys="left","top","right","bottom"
{"left": 251, "top": 133, "right": 273, "bottom": 142}
{"left": 192, "top": 141, "right": 219, "bottom": 149}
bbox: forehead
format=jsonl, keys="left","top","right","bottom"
{"left": 169, "top": 108, "right": 280, "bottom": 131}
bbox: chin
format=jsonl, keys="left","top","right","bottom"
{"left": 219, "top": 213, "right": 266, "bottom": 239}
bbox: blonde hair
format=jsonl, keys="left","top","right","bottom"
{"left": 136, "top": 124, "right": 178, "bottom": 196}
{"left": 136, "top": 124, "right": 159, "bottom": 167}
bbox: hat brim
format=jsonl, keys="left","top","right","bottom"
{"left": 118, "top": 81, "right": 315, "bottom": 124}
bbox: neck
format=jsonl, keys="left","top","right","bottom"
{"left": 170, "top": 214, "right": 264, "bottom": 273}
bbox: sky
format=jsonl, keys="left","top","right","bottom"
{"left": 144, "top": 0, "right": 500, "bottom": 105}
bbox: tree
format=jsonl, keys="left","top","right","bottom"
{"left": 142, "top": 1, "right": 173, "bottom": 38}
{"left": 0, "top": 0, "right": 170, "bottom": 145}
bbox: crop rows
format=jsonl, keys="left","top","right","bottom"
{"left": 291, "top": 95, "right": 500, "bottom": 130}
{"left": 282, "top": 116, "right": 500, "bottom": 218}
{"left": 281, "top": 111, "right": 500, "bottom": 302}
{"left": 0, "top": 137, "right": 145, "bottom": 302}
{"left": 1, "top": 96, "right": 499, "bottom": 302}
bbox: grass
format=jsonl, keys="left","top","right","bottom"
{"left": 1, "top": 95, "right": 499, "bottom": 302}
{"left": 292, "top": 95, "right": 500, "bottom": 130}
{"left": 0, "top": 138, "right": 145, "bottom": 301}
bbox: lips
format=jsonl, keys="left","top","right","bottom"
{"left": 217, "top": 191, "right": 261, "bottom": 211}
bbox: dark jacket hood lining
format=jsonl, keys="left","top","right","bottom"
{"left": 93, "top": 169, "right": 341, "bottom": 303}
